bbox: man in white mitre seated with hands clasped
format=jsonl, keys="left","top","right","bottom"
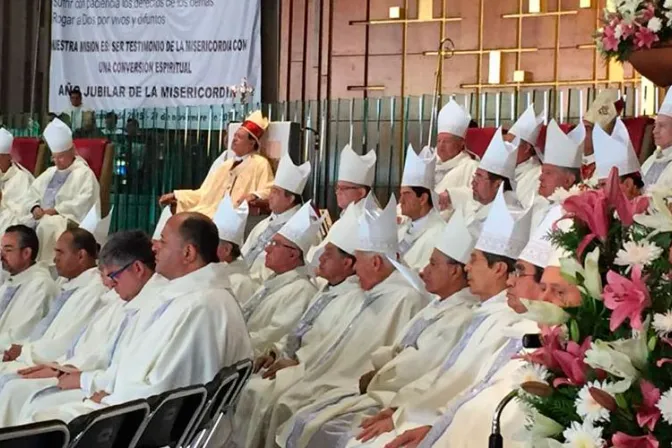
{"left": 0, "top": 128, "right": 36, "bottom": 234}
{"left": 18, "top": 212, "right": 251, "bottom": 424}
{"left": 27, "top": 118, "right": 100, "bottom": 263}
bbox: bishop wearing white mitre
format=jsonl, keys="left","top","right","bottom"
{"left": 21, "top": 213, "right": 252, "bottom": 424}
{"left": 242, "top": 154, "right": 312, "bottom": 283}
{"left": 212, "top": 195, "right": 259, "bottom": 305}
{"left": 0, "top": 129, "right": 35, "bottom": 234}
{"left": 306, "top": 144, "right": 376, "bottom": 265}
{"left": 397, "top": 145, "right": 445, "bottom": 271}
{"left": 433, "top": 100, "right": 478, "bottom": 195}
{"left": 444, "top": 128, "right": 521, "bottom": 232}
{"left": 272, "top": 193, "right": 428, "bottom": 448}
{"left": 0, "top": 224, "right": 109, "bottom": 372}
{"left": 0, "top": 231, "right": 168, "bottom": 428}
{"left": 593, "top": 117, "right": 643, "bottom": 198}
{"left": 336, "top": 189, "right": 532, "bottom": 448}
{"left": 532, "top": 119, "right": 585, "bottom": 230}
{"left": 0, "top": 226, "right": 59, "bottom": 351}
{"left": 641, "top": 90, "right": 672, "bottom": 189}
{"left": 231, "top": 204, "right": 365, "bottom": 448}
{"left": 417, "top": 202, "right": 563, "bottom": 448}
{"left": 506, "top": 104, "right": 544, "bottom": 208}
{"left": 28, "top": 118, "right": 100, "bottom": 264}
{"left": 243, "top": 201, "right": 321, "bottom": 357}
{"left": 284, "top": 210, "right": 480, "bottom": 448}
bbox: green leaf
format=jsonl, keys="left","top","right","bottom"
{"left": 615, "top": 393, "right": 629, "bottom": 411}
{"left": 649, "top": 336, "right": 657, "bottom": 352}
{"left": 570, "top": 320, "right": 580, "bottom": 343}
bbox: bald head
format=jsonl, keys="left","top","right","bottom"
{"left": 154, "top": 212, "right": 219, "bottom": 280}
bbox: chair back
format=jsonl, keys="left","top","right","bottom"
{"left": 0, "top": 420, "right": 69, "bottom": 448}
{"left": 68, "top": 400, "right": 149, "bottom": 448}
{"left": 130, "top": 385, "right": 207, "bottom": 448}
{"left": 11, "top": 137, "right": 44, "bottom": 176}
{"left": 74, "top": 138, "right": 115, "bottom": 215}
{"left": 226, "top": 359, "right": 253, "bottom": 411}
{"left": 465, "top": 127, "right": 501, "bottom": 159}
{"left": 622, "top": 116, "right": 655, "bottom": 161}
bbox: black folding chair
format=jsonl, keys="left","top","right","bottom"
{"left": 0, "top": 420, "right": 69, "bottom": 448}
{"left": 129, "top": 385, "right": 207, "bottom": 448}
{"left": 68, "top": 399, "right": 149, "bottom": 448}
{"left": 183, "top": 367, "right": 239, "bottom": 448}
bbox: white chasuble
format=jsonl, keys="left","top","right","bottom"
{"left": 514, "top": 157, "right": 541, "bottom": 208}
{"left": 213, "top": 260, "right": 259, "bottom": 306}
{"left": 27, "top": 157, "right": 100, "bottom": 263}
{"left": 420, "top": 320, "right": 537, "bottom": 448}
{"left": 642, "top": 146, "right": 672, "bottom": 190}
{"left": 243, "top": 268, "right": 317, "bottom": 357}
{"left": 0, "top": 267, "right": 109, "bottom": 370}
{"left": 241, "top": 206, "right": 300, "bottom": 283}
{"left": 397, "top": 209, "right": 445, "bottom": 271}
{"left": 231, "top": 276, "right": 364, "bottom": 448}
{"left": 271, "top": 270, "right": 428, "bottom": 448}
{"left": 283, "top": 289, "right": 478, "bottom": 448}
{"left": 0, "top": 163, "right": 35, "bottom": 234}
{"left": 434, "top": 152, "right": 478, "bottom": 194}
{"left": 0, "top": 263, "right": 59, "bottom": 351}
{"left": 175, "top": 153, "right": 274, "bottom": 217}
{"left": 21, "top": 265, "right": 251, "bottom": 424}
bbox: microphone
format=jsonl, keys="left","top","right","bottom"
{"left": 489, "top": 390, "right": 518, "bottom": 448}
{"left": 522, "top": 333, "right": 542, "bottom": 349}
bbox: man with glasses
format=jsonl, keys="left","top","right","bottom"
{"left": 231, "top": 204, "right": 365, "bottom": 448}
{"left": 27, "top": 118, "right": 100, "bottom": 264}
{"left": 0, "top": 230, "right": 167, "bottom": 427}
{"left": 0, "top": 228, "right": 108, "bottom": 371}
{"left": 243, "top": 202, "right": 320, "bottom": 357}
{"left": 21, "top": 213, "right": 251, "bottom": 424}
{"left": 286, "top": 210, "right": 479, "bottom": 448}
{"left": 0, "top": 225, "right": 58, "bottom": 355}
{"left": 242, "top": 154, "right": 312, "bottom": 283}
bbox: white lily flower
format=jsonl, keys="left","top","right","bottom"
{"left": 520, "top": 299, "right": 570, "bottom": 325}
{"left": 584, "top": 340, "right": 640, "bottom": 381}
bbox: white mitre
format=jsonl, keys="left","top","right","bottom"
{"left": 543, "top": 119, "right": 586, "bottom": 169}
{"left": 0, "top": 128, "right": 13, "bottom": 154}
{"left": 357, "top": 192, "right": 399, "bottom": 256}
{"left": 435, "top": 209, "right": 478, "bottom": 264}
{"left": 278, "top": 201, "right": 324, "bottom": 254}
{"left": 437, "top": 99, "right": 471, "bottom": 139}
{"left": 324, "top": 201, "right": 361, "bottom": 255}
{"left": 479, "top": 127, "right": 519, "bottom": 180}
{"left": 401, "top": 144, "right": 436, "bottom": 189}
{"left": 43, "top": 118, "right": 73, "bottom": 154}
{"left": 519, "top": 204, "right": 563, "bottom": 268}
{"left": 338, "top": 144, "right": 377, "bottom": 187}
{"left": 660, "top": 88, "right": 672, "bottom": 118}
{"left": 593, "top": 117, "right": 641, "bottom": 180}
{"left": 508, "top": 104, "right": 544, "bottom": 147}
{"left": 475, "top": 186, "right": 533, "bottom": 259}
{"left": 274, "top": 153, "right": 311, "bottom": 195}
{"left": 213, "top": 194, "right": 249, "bottom": 247}
{"left": 79, "top": 204, "right": 113, "bottom": 246}
{"left": 153, "top": 206, "right": 173, "bottom": 241}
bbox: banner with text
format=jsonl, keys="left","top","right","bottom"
{"left": 49, "top": 0, "right": 261, "bottom": 111}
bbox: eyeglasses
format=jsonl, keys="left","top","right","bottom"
{"left": 267, "top": 240, "right": 300, "bottom": 252}
{"left": 334, "top": 185, "right": 361, "bottom": 193}
{"left": 511, "top": 267, "right": 536, "bottom": 279}
{"left": 107, "top": 261, "right": 135, "bottom": 281}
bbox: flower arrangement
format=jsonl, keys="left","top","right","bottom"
{"left": 595, "top": 0, "right": 672, "bottom": 62}
{"left": 515, "top": 168, "right": 672, "bottom": 447}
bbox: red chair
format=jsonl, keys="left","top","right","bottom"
{"left": 11, "top": 137, "right": 45, "bottom": 176}
{"left": 622, "top": 116, "right": 654, "bottom": 162}
{"left": 465, "top": 128, "right": 503, "bottom": 159}
{"left": 535, "top": 123, "right": 575, "bottom": 155}
{"left": 73, "top": 138, "right": 115, "bottom": 216}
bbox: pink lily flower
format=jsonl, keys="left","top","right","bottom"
{"left": 563, "top": 189, "right": 609, "bottom": 257}
{"left": 552, "top": 337, "right": 592, "bottom": 387}
{"left": 634, "top": 26, "right": 659, "bottom": 49}
{"left": 612, "top": 432, "right": 659, "bottom": 448}
{"left": 602, "top": 25, "right": 620, "bottom": 52}
{"left": 636, "top": 380, "right": 661, "bottom": 431}
{"left": 602, "top": 266, "right": 651, "bottom": 332}
{"left": 605, "top": 167, "right": 650, "bottom": 226}
{"left": 521, "top": 325, "right": 563, "bottom": 371}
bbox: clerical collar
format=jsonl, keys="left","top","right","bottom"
{"left": 583, "top": 154, "right": 595, "bottom": 165}
{"left": 233, "top": 153, "right": 253, "bottom": 163}
{"left": 270, "top": 204, "right": 300, "bottom": 222}
{"left": 409, "top": 209, "right": 433, "bottom": 231}
{"left": 9, "top": 262, "right": 44, "bottom": 284}
{"left": 656, "top": 145, "right": 672, "bottom": 159}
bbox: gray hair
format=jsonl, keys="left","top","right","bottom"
{"left": 99, "top": 230, "right": 155, "bottom": 270}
